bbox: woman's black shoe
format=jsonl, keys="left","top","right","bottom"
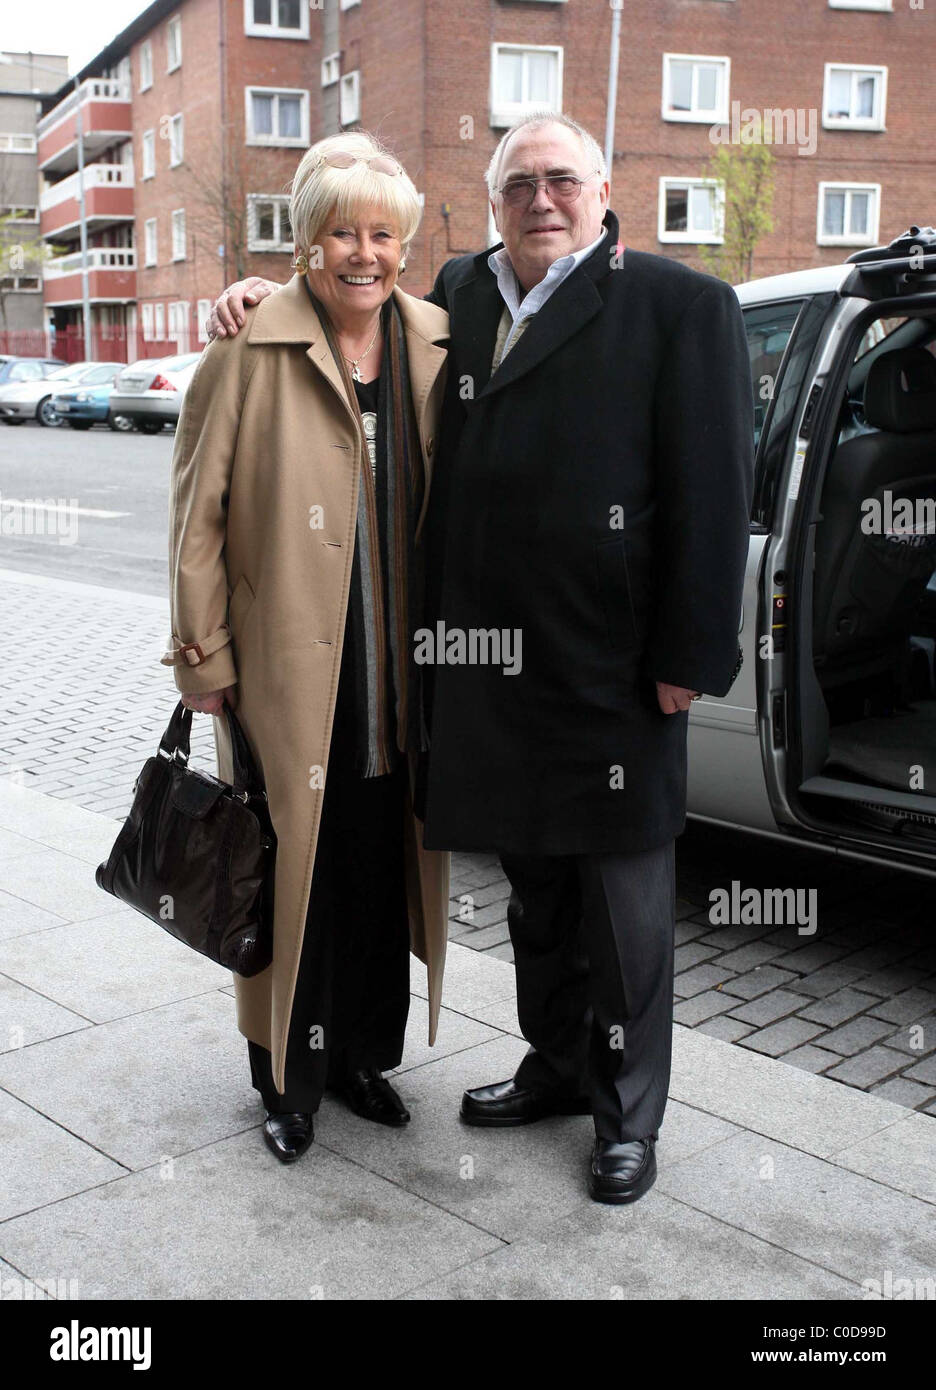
{"left": 334, "top": 1067, "right": 410, "bottom": 1126}
{"left": 262, "top": 1111, "right": 315, "bottom": 1163}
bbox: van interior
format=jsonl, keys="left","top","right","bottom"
{"left": 797, "top": 311, "right": 936, "bottom": 849}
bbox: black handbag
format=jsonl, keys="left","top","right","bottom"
{"left": 95, "top": 700, "right": 276, "bottom": 977}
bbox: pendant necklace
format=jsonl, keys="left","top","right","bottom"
{"left": 342, "top": 321, "right": 380, "bottom": 382}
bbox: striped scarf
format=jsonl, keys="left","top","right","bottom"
{"left": 305, "top": 281, "right": 427, "bottom": 777}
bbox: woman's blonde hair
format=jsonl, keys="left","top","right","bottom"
{"left": 288, "top": 130, "right": 422, "bottom": 261}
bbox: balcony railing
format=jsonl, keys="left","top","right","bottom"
{"left": 37, "top": 78, "right": 131, "bottom": 138}
{"left": 40, "top": 163, "right": 134, "bottom": 212}
{"left": 44, "top": 247, "right": 136, "bottom": 278}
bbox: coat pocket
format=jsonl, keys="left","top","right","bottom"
{"left": 227, "top": 573, "right": 256, "bottom": 638}
{"left": 595, "top": 536, "right": 640, "bottom": 650}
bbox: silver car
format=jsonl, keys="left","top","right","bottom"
{"left": 0, "top": 361, "right": 124, "bottom": 427}
{"left": 109, "top": 352, "right": 202, "bottom": 434}
{"left": 688, "top": 225, "right": 936, "bottom": 880}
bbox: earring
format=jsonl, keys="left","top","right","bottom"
{"left": 291, "top": 250, "right": 309, "bottom": 274}
{"left": 398, "top": 259, "right": 407, "bottom": 274}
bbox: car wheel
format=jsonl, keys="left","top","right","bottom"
{"left": 107, "top": 412, "right": 134, "bottom": 432}
{"left": 138, "top": 420, "right": 163, "bottom": 435}
{"left": 37, "top": 397, "right": 63, "bottom": 427}
{"left": 68, "top": 421, "right": 93, "bottom": 431}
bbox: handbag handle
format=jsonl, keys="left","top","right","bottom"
{"left": 158, "top": 700, "right": 265, "bottom": 798}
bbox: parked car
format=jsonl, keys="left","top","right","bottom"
{"left": 51, "top": 366, "right": 133, "bottom": 431}
{"left": 0, "top": 355, "right": 64, "bottom": 387}
{"left": 688, "top": 224, "right": 936, "bottom": 880}
{"left": 109, "top": 352, "right": 202, "bottom": 433}
{"left": 0, "top": 361, "right": 123, "bottom": 426}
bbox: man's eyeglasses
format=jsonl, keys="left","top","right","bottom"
{"left": 316, "top": 152, "right": 403, "bottom": 177}
{"left": 496, "top": 170, "right": 600, "bottom": 209}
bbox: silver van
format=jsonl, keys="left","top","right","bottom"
{"left": 688, "top": 225, "right": 936, "bottom": 880}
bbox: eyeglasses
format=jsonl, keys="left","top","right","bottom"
{"left": 496, "top": 171, "right": 600, "bottom": 209}
{"left": 316, "top": 152, "right": 403, "bottom": 177}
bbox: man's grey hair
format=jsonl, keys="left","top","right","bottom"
{"left": 484, "top": 111, "right": 607, "bottom": 198}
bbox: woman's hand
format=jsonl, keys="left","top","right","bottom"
{"left": 181, "top": 687, "right": 236, "bottom": 715}
{"left": 208, "top": 278, "right": 279, "bottom": 340}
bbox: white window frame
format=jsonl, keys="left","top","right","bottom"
{"left": 171, "top": 208, "right": 186, "bottom": 261}
{"left": 168, "top": 113, "right": 184, "bottom": 166}
{"left": 0, "top": 275, "right": 41, "bottom": 293}
{"left": 658, "top": 177, "right": 725, "bottom": 244}
{"left": 167, "top": 15, "right": 182, "bottom": 72}
{"left": 142, "top": 129, "right": 155, "bottom": 179}
{"left": 168, "top": 300, "right": 189, "bottom": 345}
{"left": 144, "top": 218, "right": 158, "bottom": 266}
{"left": 662, "top": 53, "right": 731, "bottom": 124}
{"left": 489, "top": 44, "right": 563, "bottom": 129}
{"left": 817, "top": 181, "right": 880, "bottom": 246}
{"left": 139, "top": 40, "right": 153, "bottom": 91}
{"left": 321, "top": 52, "right": 340, "bottom": 87}
{"left": 339, "top": 70, "right": 360, "bottom": 126}
{"left": 0, "top": 205, "right": 39, "bottom": 222}
{"left": 0, "top": 133, "right": 37, "bottom": 154}
{"left": 154, "top": 302, "right": 166, "bottom": 340}
{"left": 197, "top": 297, "right": 212, "bottom": 343}
{"left": 246, "top": 194, "right": 293, "bottom": 251}
{"left": 828, "top": 0, "right": 892, "bottom": 9}
{"left": 141, "top": 302, "right": 154, "bottom": 340}
{"left": 340, "top": 0, "right": 361, "bottom": 9}
{"left": 822, "top": 63, "right": 887, "bottom": 130}
{"left": 244, "top": 0, "right": 310, "bottom": 38}
{"left": 245, "top": 86, "right": 309, "bottom": 147}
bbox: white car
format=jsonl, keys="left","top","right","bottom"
{"left": 0, "top": 361, "right": 123, "bottom": 427}
{"left": 109, "top": 352, "right": 202, "bottom": 434}
{"left": 688, "top": 224, "right": 936, "bottom": 880}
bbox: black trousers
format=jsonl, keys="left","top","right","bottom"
{"left": 500, "top": 842, "right": 675, "bottom": 1142}
{"left": 248, "top": 635, "right": 411, "bottom": 1114}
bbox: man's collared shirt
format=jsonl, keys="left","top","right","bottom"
{"left": 487, "top": 225, "right": 608, "bottom": 367}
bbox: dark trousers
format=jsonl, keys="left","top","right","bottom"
{"left": 248, "top": 637, "right": 411, "bottom": 1115}
{"left": 499, "top": 842, "right": 675, "bottom": 1142}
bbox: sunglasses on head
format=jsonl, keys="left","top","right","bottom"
{"left": 316, "top": 152, "right": 403, "bottom": 177}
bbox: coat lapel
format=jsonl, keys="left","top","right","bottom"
{"left": 451, "top": 263, "right": 507, "bottom": 404}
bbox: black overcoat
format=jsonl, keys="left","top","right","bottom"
{"left": 416, "top": 209, "right": 754, "bottom": 856}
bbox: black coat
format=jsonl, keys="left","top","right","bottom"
{"left": 416, "top": 209, "right": 754, "bottom": 855}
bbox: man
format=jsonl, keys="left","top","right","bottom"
{"left": 208, "top": 111, "right": 754, "bottom": 1205}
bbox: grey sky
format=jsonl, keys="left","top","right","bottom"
{"left": 2, "top": 0, "right": 151, "bottom": 75}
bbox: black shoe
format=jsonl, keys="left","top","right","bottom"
{"left": 588, "top": 1136, "right": 657, "bottom": 1205}
{"left": 334, "top": 1067, "right": 410, "bottom": 1127}
{"left": 460, "top": 1077, "right": 592, "bottom": 1127}
{"left": 262, "top": 1111, "right": 314, "bottom": 1164}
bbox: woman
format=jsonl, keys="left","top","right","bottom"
{"left": 161, "top": 131, "right": 450, "bottom": 1163}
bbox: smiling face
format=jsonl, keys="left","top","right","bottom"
{"left": 305, "top": 202, "right": 403, "bottom": 329}
{"left": 491, "top": 122, "right": 610, "bottom": 292}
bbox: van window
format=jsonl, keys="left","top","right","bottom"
{"left": 742, "top": 300, "right": 804, "bottom": 450}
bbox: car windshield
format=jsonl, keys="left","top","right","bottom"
{"left": 46, "top": 363, "right": 90, "bottom": 380}
{"left": 158, "top": 353, "right": 201, "bottom": 372}
{"left": 81, "top": 366, "right": 120, "bottom": 385}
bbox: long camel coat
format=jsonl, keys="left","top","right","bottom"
{"left": 161, "top": 273, "right": 451, "bottom": 1095}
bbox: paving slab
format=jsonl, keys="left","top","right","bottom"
{"left": 0, "top": 973, "right": 91, "bottom": 1053}
{"left": 409, "top": 941, "right": 517, "bottom": 1016}
{"left": 830, "top": 1111, "right": 936, "bottom": 1206}
{"left": 0, "top": 1089, "right": 125, "bottom": 1222}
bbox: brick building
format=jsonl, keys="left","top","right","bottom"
{"left": 27, "top": 0, "right": 936, "bottom": 361}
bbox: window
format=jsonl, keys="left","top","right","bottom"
{"left": 155, "top": 302, "right": 166, "bottom": 339}
{"left": 141, "top": 302, "right": 154, "bottom": 339}
{"left": 197, "top": 297, "right": 212, "bottom": 343}
{"left": 339, "top": 71, "right": 360, "bottom": 126}
{"left": 167, "top": 15, "right": 182, "bottom": 72}
{"left": 171, "top": 208, "right": 186, "bottom": 260}
{"left": 8, "top": 361, "right": 45, "bottom": 381}
{"left": 828, "top": 0, "right": 892, "bottom": 9}
{"left": 0, "top": 134, "right": 37, "bottom": 154}
{"left": 490, "top": 44, "right": 563, "bottom": 128}
{"left": 247, "top": 194, "right": 293, "bottom": 251}
{"left": 658, "top": 178, "right": 724, "bottom": 243}
{"left": 142, "top": 129, "right": 155, "bottom": 179}
{"left": 0, "top": 205, "right": 38, "bottom": 222}
{"left": 245, "top": 87, "right": 308, "bottom": 145}
{"left": 139, "top": 40, "right": 153, "bottom": 91}
{"left": 321, "top": 52, "right": 340, "bottom": 87}
{"left": 340, "top": 0, "right": 361, "bottom": 8}
{"left": 168, "top": 300, "right": 189, "bottom": 346}
{"left": 823, "top": 64, "right": 886, "bottom": 129}
{"left": 144, "top": 218, "right": 157, "bottom": 266}
{"left": 818, "top": 182, "right": 880, "bottom": 245}
{"left": 662, "top": 54, "right": 730, "bottom": 123}
{"left": 742, "top": 300, "right": 804, "bottom": 450}
{"left": 245, "top": 0, "right": 309, "bottom": 37}
{"left": 169, "top": 114, "right": 183, "bottom": 166}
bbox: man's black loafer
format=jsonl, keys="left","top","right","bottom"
{"left": 460, "top": 1077, "right": 591, "bottom": 1126}
{"left": 588, "top": 1136, "right": 657, "bottom": 1204}
{"left": 262, "top": 1111, "right": 315, "bottom": 1163}
{"left": 334, "top": 1067, "right": 411, "bottom": 1126}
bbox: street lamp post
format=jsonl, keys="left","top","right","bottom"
{"left": 604, "top": 2, "right": 622, "bottom": 191}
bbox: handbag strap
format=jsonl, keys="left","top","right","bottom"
{"left": 158, "top": 700, "right": 265, "bottom": 795}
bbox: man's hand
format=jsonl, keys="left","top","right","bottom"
{"left": 656, "top": 682, "right": 700, "bottom": 713}
{"left": 208, "top": 277, "right": 279, "bottom": 340}
{"left": 181, "top": 686, "right": 236, "bottom": 715}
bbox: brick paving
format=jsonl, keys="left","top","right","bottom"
{"left": 2, "top": 566, "right": 936, "bottom": 1114}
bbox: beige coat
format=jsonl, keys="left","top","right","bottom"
{"left": 162, "top": 273, "right": 451, "bottom": 1094}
